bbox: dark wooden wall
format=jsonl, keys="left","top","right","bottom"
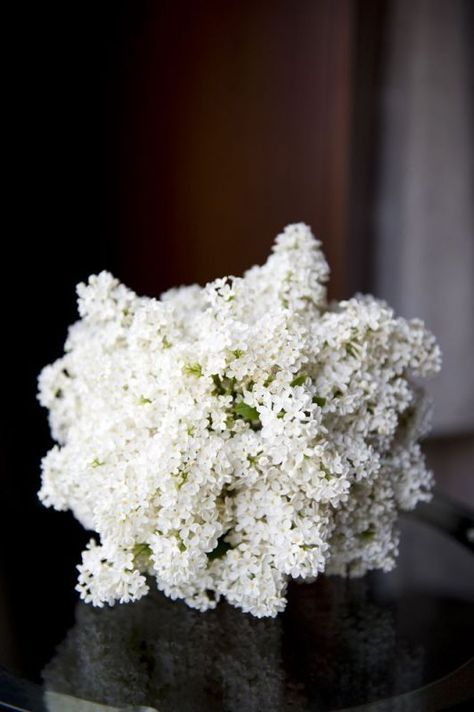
{"left": 112, "top": 0, "right": 354, "bottom": 299}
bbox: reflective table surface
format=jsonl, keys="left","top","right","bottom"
{"left": 1, "top": 493, "right": 473, "bottom": 711}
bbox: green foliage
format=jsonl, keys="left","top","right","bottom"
{"left": 184, "top": 363, "right": 203, "bottom": 377}
{"left": 233, "top": 401, "right": 261, "bottom": 427}
{"left": 290, "top": 374, "right": 307, "bottom": 387}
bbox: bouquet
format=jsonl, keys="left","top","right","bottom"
{"left": 38, "top": 224, "right": 441, "bottom": 616}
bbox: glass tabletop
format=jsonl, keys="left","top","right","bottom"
{"left": 1, "top": 493, "right": 473, "bottom": 712}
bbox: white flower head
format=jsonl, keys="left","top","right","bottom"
{"left": 38, "top": 224, "right": 441, "bottom": 617}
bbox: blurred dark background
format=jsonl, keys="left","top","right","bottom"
{"left": 2, "top": 0, "right": 472, "bottom": 683}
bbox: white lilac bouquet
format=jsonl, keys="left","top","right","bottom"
{"left": 38, "top": 224, "right": 441, "bottom": 617}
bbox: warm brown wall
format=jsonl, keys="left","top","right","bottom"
{"left": 115, "top": 1, "right": 354, "bottom": 299}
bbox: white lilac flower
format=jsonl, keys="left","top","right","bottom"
{"left": 38, "top": 223, "right": 441, "bottom": 617}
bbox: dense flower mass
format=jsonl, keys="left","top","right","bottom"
{"left": 38, "top": 224, "right": 441, "bottom": 617}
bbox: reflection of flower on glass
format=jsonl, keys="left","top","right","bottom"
{"left": 42, "top": 580, "right": 423, "bottom": 712}
{"left": 43, "top": 591, "right": 284, "bottom": 712}
{"left": 38, "top": 224, "right": 441, "bottom": 616}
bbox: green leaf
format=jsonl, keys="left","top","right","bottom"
{"left": 212, "top": 374, "right": 235, "bottom": 396}
{"left": 139, "top": 395, "right": 152, "bottom": 405}
{"left": 233, "top": 401, "right": 261, "bottom": 426}
{"left": 321, "top": 464, "right": 332, "bottom": 480}
{"left": 225, "top": 415, "right": 235, "bottom": 429}
{"left": 133, "top": 542, "right": 152, "bottom": 561}
{"left": 212, "top": 374, "right": 224, "bottom": 394}
{"left": 290, "top": 374, "right": 307, "bottom": 387}
{"left": 312, "top": 395, "right": 326, "bottom": 407}
{"left": 176, "top": 533, "right": 187, "bottom": 552}
{"left": 184, "top": 363, "right": 203, "bottom": 377}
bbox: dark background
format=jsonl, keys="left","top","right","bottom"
{"left": 2, "top": 0, "right": 472, "bottom": 683}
